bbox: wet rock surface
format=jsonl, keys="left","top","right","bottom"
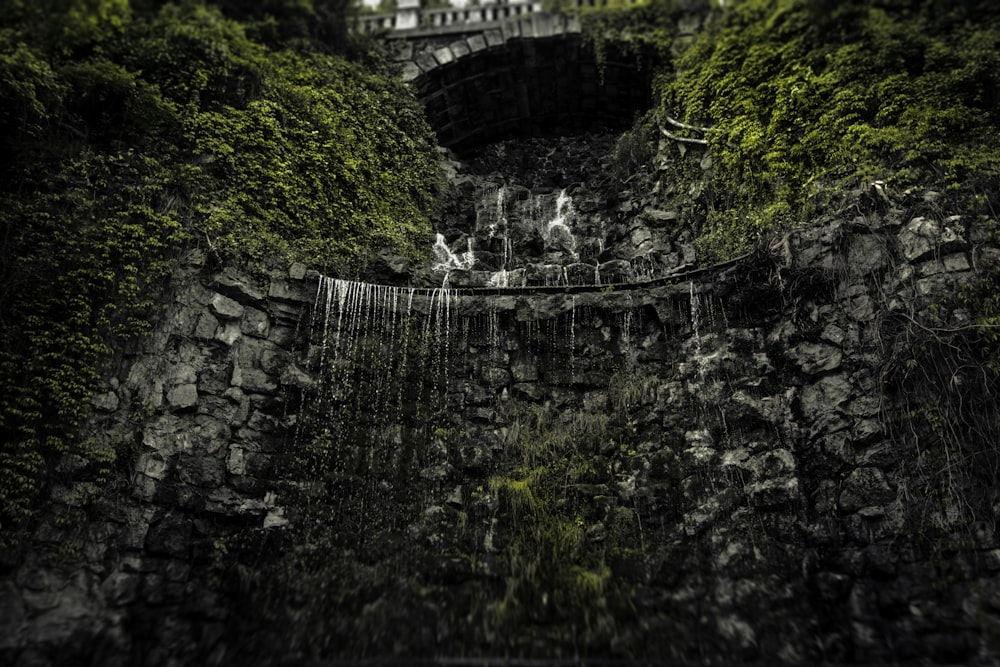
{"left": 1, "top": 139, "right": 999, "bottom": 665}
{"left": 414, "top": 133, "right": 702, "bottom": 289}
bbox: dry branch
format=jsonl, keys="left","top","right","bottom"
{"left": 659, "top": 126, "right": 709, "bottom": 145}
{"left": 663, "top": 114, "right": 712, "bottom": 133}
{"left": 658, "top": 112, "right": 711, "bottom": 145}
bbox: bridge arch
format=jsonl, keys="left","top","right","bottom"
{"left": 392, "top": 14, "right": 655, "bottom": 155}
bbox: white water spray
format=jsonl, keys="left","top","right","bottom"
{"left": 432, "top": 233, "right": 476, "bottom": 273}
{"left": 544, "top": 190, "right": 578, "bottom": 261}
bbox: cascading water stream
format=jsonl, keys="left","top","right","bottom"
{"left": 309, "top": 277, "right": 461, "bottom": 454}
{"left": 286, "top": 228, "right": 754, "bottom": 657}
{"left": 296, "top": 140, "right": 731, "bottom": 602}
{"left": 429, "top": 183, "right": 704, "bottom": 291}
{"left": 545, "top": 190, "right": 577, "bottom": 257}
{"left": 433, "top": 233, "right": 476, "bottom": 275}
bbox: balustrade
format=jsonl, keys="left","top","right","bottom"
{"left": 355, "top": 0, "right": 638, "bottom": 35}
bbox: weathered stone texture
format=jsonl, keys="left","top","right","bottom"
{"left": 0, "top": 256, "right": 317, "bottom": 666}
{"left": 1, "top": 188, "right": 998, "bottom": 665}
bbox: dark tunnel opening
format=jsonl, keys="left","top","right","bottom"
{"left": 412, "top": 34, "right": 655, "bottom": 156}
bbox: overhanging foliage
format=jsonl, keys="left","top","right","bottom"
{"left": 0, "top": 0, "right": 440, "bottom": 542}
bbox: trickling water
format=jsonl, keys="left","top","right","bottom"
{"left": 310, "top": 278, "right": 462, "bottom": 432}
{"left": 489, "top": 269, "right": 509, "bottom": 289}
{"left": 569, "top": 295, "right": 576, "bottom": 378}
{"left": 478, "top": 183, "right": 508, "bottom": 239}
{"left": 544, "top": 189, "right": 579, "bottom": 260}
{"left": 632, "top": 256, "right": 656, "bottom": 282}
{"left": 690, "top": 280, "right": 711, "bottom": 380}
{"left": 621, "top": 294, "right": 634, "bottom": 349}
{"left": 496, "top": 186, "right": 509, "bottom": 270}
{"left": 690, "top": 281, "right": 701, "bottom": 346}
{"left": 488, "top": 303, "right": 501, "bottom": 363}
{"left": 433, "top": 233, "right": 476, "bottom": 273}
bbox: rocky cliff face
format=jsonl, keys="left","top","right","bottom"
{"left": 0, "top": 251, "right": 319, "bottom": 666}
{"left": 2, "top": 135, "right": 1000, "bottom": 665}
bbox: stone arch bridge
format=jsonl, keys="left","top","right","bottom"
{"left": 358, "top": 2, "right": 704, "bottom": 155}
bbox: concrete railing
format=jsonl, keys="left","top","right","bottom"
{"left": 355, "top": 0, "right": 639, "bottom": 35}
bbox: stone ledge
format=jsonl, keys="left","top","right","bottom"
{"left": 213, "top": 271, "right": 264, "bottom": 304}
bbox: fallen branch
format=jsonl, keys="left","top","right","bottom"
{"left": 659, "top": 126, "right": 708, "bottom": 145}
{"left": 663, "top": 114, "right": 712, "bottom": 133}
{"left": 657, "top": 112, "right": 712, "bottom": 145}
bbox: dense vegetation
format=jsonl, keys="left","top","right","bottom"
{"left": 2, "top": 0, "right": 1000, "bottom": 660}
{"left": 0, "top": 0, "right": 440, "bottom": 543}
{"left": 3, "top": 0, "right": 1000, "bottom": 569}
{"left": 585, "top": 0, "right": 1000, "bottom": 375}
{"left": 654, "top": 0, "right": 1000, "bottom": 258}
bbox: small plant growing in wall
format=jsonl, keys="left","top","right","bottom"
{"left": 484, "top": 401, "right": 641, "bottom": 654}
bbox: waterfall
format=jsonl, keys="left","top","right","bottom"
{"left": 423, "top": 185, "right": 704, "bottom": 291}
{"left": 428, "top": 185, "right": 700, "bottom": 290}
{"left": 432, "top": 233, "right": 476, "bottom": 273}
{"left": 286, "top": 235, "right": 741, "bottom": 658}
{"left": 307, "top": 277, "right": 460, "bottom": 453}
{"left": 543, "top": 189, "right": 578, "bottom": 261}
{"left": 283, "top": 133, "right": 746, "bottom": 658}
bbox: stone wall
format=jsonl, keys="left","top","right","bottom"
{"left": 0, "top": 251, "right": 319, "bottom": 666}
{"left": 3, "top": 203, "right": 1000, "bottom": 664}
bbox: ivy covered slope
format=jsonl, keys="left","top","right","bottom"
{"left": 656, "top": 0, "right": 1000, "bottom": 259}
{"left": 0, "top": 0, "right": 440, "bottom": 543}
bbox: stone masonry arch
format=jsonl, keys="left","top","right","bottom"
{"left": 391, "top": 13, "right": 654, "bottom": 155}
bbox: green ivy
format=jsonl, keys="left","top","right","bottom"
{"left": 0, "top": 150, "right": 186, "bottom": 538}
{"left": 659, "top": 0, "right": 1000, "bottom": 258}
{"left": 487, "top": 407, "right": 623, "bottom": 648}
{"left": 0, "top": 0, "right": 440, "bottom": 543}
